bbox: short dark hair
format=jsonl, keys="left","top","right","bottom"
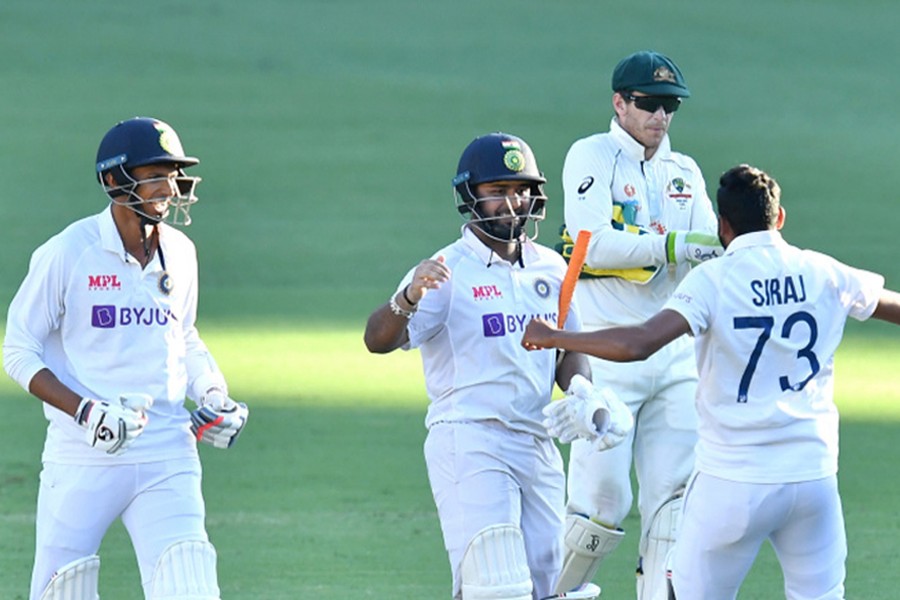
{"left": 716, "top": 164, "right": 781, "bottom": 236}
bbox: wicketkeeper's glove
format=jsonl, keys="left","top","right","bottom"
{"left": 542, "top": 375, "right": 633, "bottom": 452}
{"left": 190, "top": 389, "right": 249, "bottom": 449}
{"left": 665, "top": 231, "right": 723, "bottom": 267}
{"left": 74, "top": 393, "right": 153, "bottom": 455}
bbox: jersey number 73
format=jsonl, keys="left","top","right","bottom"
{"left": 733, "top": 311, "right": 820, "bottom": 403}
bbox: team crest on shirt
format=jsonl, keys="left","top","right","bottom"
{"left": 533, "top": 278, "right": 551, "bottom": 298}
{"left": 158, "top": 271, "right": 173, "bottom": 296}
{"left": 666, "top": 178, "right": 692, "bottom": 209}
{"left": 624, "top": 183, "right": 636, "bottom": 197}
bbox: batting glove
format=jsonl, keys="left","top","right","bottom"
{"left": 542, "top": 375, "right": 633, "bottom": 451}
{"left": 190, "top": 388, "right": 249, "bottom": 449}
{"left": 74, "top": 393, "right": 153, "bottom": 455}
{"left": 665, "top": 231, "right": 723, "bottom": 267}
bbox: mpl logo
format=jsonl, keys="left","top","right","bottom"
{"left": 92, "top": 305, "right": 173, "bottom": 329}
{"left": 88, "top": 274, "right": 122, "bottom": 291}
{"left": 473, "top": 285, "right": 503, "bottom": 301}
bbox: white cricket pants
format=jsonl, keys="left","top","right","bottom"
{"left": 424, "top": 420, "right": 565, "bottom": 600}
{"left": 567, "top": 336, "right": 698, "bottom": 541}
{"left": 673, "top": 472, "right": 846, "bottom": 600}
{"left": 30, "top": 458, "right": 209, "bottom": 600}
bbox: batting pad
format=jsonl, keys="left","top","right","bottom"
{"left": 637, "top": 492, "right": 682, "bottom": 600}
{"left": 40, "top": 555, "right": 100, "bottom": 600}
{"left": 150, "top": 540, "right": 220, "bottom": 600}
{"left": 555, "top": 514, "right": 623, "bottom": 595}
{"left": 461, "top": 524, "right": 533, "bottom": 600}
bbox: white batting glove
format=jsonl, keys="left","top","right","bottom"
{"left": 542, "top": 375, "right": 633, "bottom": 451}
{"left": 589, "top": 386, "right": 633, "bottom": 452}
{"left": 190, "top": 388, "right": 249, "bottom": 449}
{"left": 665, "top": 231, "right": 723, "bottom": 267}
{"left": 74, "top": 393, "right": 153, "bottom": 455}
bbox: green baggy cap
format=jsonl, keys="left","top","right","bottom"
{"left": 612, "top": 50, "right": 690, "bottom": 97}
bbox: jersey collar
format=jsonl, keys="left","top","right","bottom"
{"left": 461, "top": 226, "right": 539, "bottom": 267}
{"left": 726, "top": 229, "right": 786, "bottom": 255}
{"left": 610, "top": 117, "right": 672, "bottom": 163}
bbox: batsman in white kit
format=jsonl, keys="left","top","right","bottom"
{"left": 364, "top": 132, "right": 631, "bottom": 600}
{"left": 2, "top": 117, "right": 249, "bottom": 600}
{"left": 522, "top": 164, "right": 900, "bottom": 599}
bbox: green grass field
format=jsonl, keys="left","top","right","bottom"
{"left": 2, "top": 0, "right": 900, "bottom": 597}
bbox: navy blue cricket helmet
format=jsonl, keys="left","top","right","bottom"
{"left": 452, "top": 132, "right": 547, "bottom": 241}
{"left": 95, "top": 117, "right": 201, "bottom": 226}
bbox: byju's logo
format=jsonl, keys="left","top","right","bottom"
{"left": 482, "top": 312, "right": 558, "bottom": 338}
{"left": 482, "top": 313, "right": 505, "bottom": 337}
{"left": 92, "top": 305, "right": 116, "bottom": 328}
{"left": 91, "top": 305, "right": 173, "bottom": 329}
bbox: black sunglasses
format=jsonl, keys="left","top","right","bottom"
{"left": 621, "top": 93, "right": 682, "bottom": 114}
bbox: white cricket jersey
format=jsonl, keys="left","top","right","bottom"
{"left": 563, "top": 118, "right": 717, "bottom": 327}
{"left": 3, "top": 207, "right": 224, "bottom": 465}
{"left": 664, "top": 230, "right": 884, "bottom": 483}
{"left": 399, "top": 228, "right": 582, "bottom": 438}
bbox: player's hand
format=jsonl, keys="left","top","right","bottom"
{"left": 190, "top": 389, "right": 249, "bottom": 449}
{"left": 666, "top": 231, "right": 723, "bottom": 267}
{"left": 522, "top": 318, "right": 559, "bottom": 351}
{"left": 74, "top": 393, "right": 153, "bottom": 455}
{"left": 542, "top": 375, "right": 633, "bottom": 451}
{"left": 406, "top": 256, "right": 451, "bottom": 304}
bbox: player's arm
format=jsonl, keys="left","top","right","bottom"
{"left": 871, "top": 288, "right": 900, "bottom": 325}
{"left": 562, "top": 143, "right": 661, "bottom": 270}
{"left": 554, "top": 350, "right": 591, "bottom": 392}
{"left": 27, "top": 368, "right": 82, "bottom": 416}
{"left": 364, "top": 256, "right": 450, "bottom": 354}
{"left": 523, "top": 309, "right": 691, "bottom": 362}
{"left": 563, "top": 142, "right": 719, "bottom": 269}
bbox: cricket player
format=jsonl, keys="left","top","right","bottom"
{"left": 522, "top": 163, "right": 900, "bottom": 599}
{"left": 3, "top": 117, "right": 249, "bottom": 600}
{"left": 554, "top": 49, "right": 722, "bottom": 599}
{"left": 364, "top": 132, "right": 629, "bottom": 600}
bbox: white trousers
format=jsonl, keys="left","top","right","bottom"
{"left": 30, "top": 458, "right": 209, "bottom": 600}
{"left": 567, "top": 337, "right": 697, "bottom": 541}
{"left": 673, "top": 472, "right": 846, "bottom": 600}
{"left": 424, "top": 420, "right": 565, "bottom": 600}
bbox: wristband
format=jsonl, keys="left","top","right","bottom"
{"left": 402, "top": 285, "right": 417, "bottom": 306}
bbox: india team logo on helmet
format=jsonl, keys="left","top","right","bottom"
{"left": 154, "top": 120, "right": 186, "bottom": 158}
{"left": 501, "top": 140, "right": 526, "bottom": 173}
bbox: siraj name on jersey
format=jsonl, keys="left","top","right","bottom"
{"left": 750, "top": 274, "right": 806, "bottom": 306}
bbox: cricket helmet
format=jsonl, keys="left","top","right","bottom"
{"left": 96, "top": 117, "right": 201, "bottom": 226}
{"left": 452, "top": 132, "right": 547, "bottom": 241}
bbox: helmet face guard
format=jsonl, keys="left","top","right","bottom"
{"left": 452, "top": 133, "right": 548, "bottom": 242}
{"left": 454, "top": 181, "right": 547, "bottom": 242}
{"left": 96, "top": 117, "right": 201, "bottom": 226}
